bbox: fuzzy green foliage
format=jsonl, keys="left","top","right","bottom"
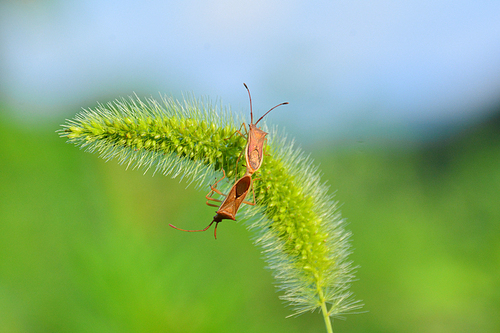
{"left": 59, "top": 94, "right": 362, "bottom": 324}
{"left": 60, "top": 94, "right": 247, "bottom": 186}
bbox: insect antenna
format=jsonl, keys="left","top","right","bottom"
{"left": 169, "top": 220, "right": 219, "bottom": 239}
{"left": 255, "top": 101, "right": 289, "bottom": 125}
{"left": 243, "top": 83, "right": 288, "bottom": 125}
{"left": 243, "top": 83, "right": 254, "bottom": 124}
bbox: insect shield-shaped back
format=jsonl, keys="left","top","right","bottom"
{"left": 214, "top": 174, "right": 253, "bottom": 222}
{"left": 243, "top": 83, "right": 288, "bottom": 175}
{"left": 169, "top": 172, "right": 254, "bottom": 239}
{"left": 246, "top": 124, "right": 267, "bottom": 174}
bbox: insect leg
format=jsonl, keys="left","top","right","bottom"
{"left": 242, "top": 179, "right": 257, "bottom": 206}
{"left": 225, "top": 122, "right": 248, "bottom": 141}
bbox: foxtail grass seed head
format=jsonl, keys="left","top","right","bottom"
{"left": 59, "top": 94, "right": 247, "bottom": 187}
{"left": 59, "top": 93, "right": 363, "bottom": 322}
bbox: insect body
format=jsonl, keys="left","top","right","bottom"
{"left": 241, "top": 83, "right": 288, "bottom": 175}
{"left": 169, "top": 169, "right": 254, "bottom": 239}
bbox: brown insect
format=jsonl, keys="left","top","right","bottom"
{"left": 169, "top": 85, "right": 287, "bottom": 238}
{"left": 240, "top": 83, "right": 288, "bottom": 175}
{"left": 169, "top": 169, "right": 255, "bottom": 239}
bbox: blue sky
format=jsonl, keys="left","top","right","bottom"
{"left": 1, "top": 1, "right": 500, "bottom": 143}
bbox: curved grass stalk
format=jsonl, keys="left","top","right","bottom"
{"left": 59, "top": 93, "right": 363, "bottom": 331}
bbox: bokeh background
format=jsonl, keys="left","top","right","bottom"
{"left": 1, "top": 1, "right": 499, "bottom": 332}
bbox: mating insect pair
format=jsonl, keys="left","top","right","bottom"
{"left": 169, "top": 84, "right": 288, "bottom": 239}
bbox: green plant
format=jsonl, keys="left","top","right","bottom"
{"left": 59, "top": 93, "right": 363, "bottom": 332}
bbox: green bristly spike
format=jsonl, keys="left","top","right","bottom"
{"left": 58, "top": 93, "right": 363, "bottom": 332}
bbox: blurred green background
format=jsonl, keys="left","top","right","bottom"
{"left": 1, "top": 103, "right": 499, "bottom": 332}
{"left": 2, "top": 1, "right": 500, "bottom": 332}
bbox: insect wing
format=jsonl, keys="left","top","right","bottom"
{"left": 246, "top": 124, "right": 267, "bottom": 173}
{"left": 216, "top": 175, "right": 252, "bottom": 220}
